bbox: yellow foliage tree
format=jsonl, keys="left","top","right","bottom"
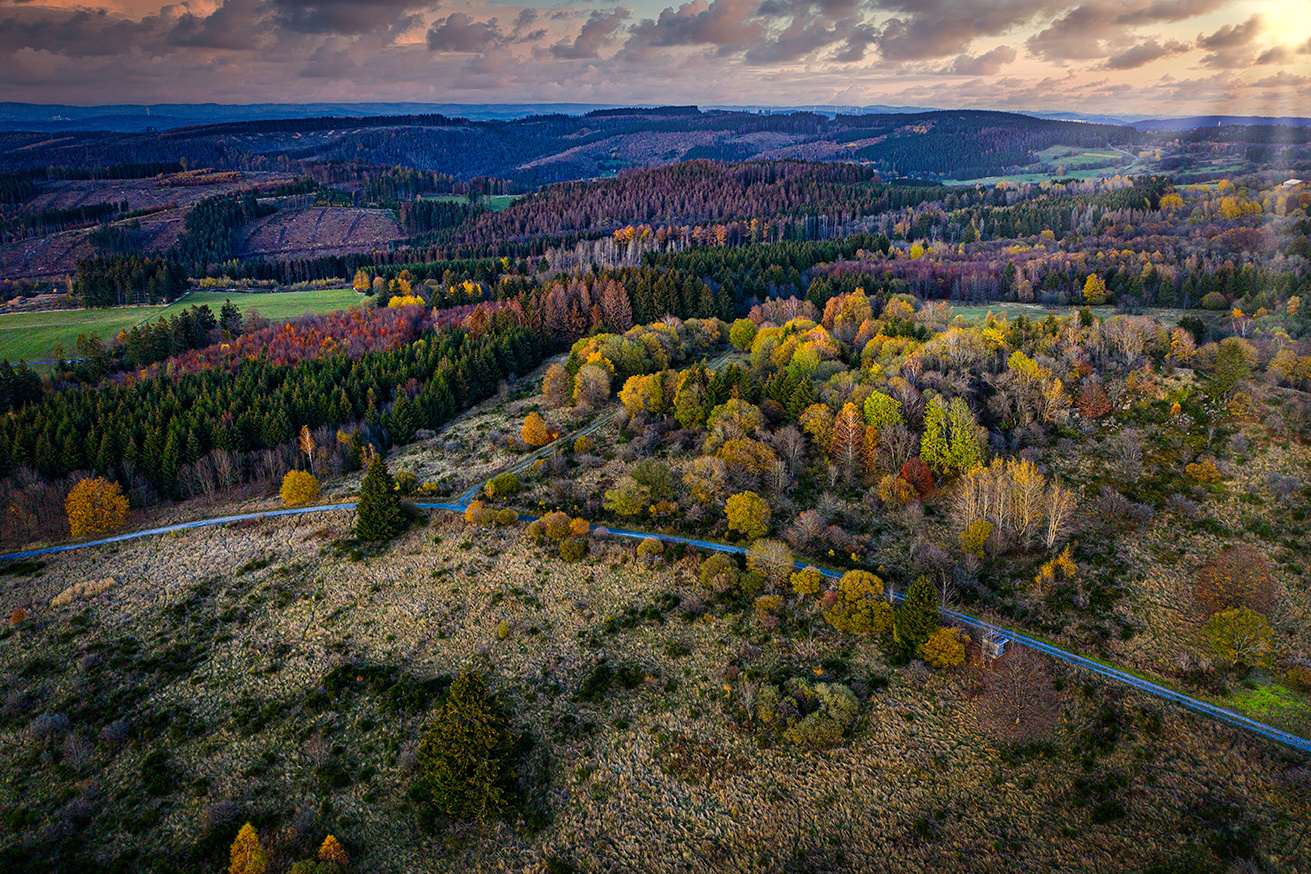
{"left": 1082, "top": 274, "right": 1108, "bottom": 305}
{"left": 318, "top": 835, "right": 348, "bottom": 866}
{"left": 958, "top": 519, "right": 992, "bottom": 557}
{"left": 279, "top": 470, "right": 320, "bottom": 507}
{"left": 725, "top": 491, "right": 771, "bottom": 540}
{"left": 823, "top": 570, "right": 893, "bottom": 635}
{"left": 521, "top": 411, "right": 553, "bottom": 447}
{"left": 1203, "top": 608, "right": 1272, "bottom": 667}
{"left": 922, "top": 627, "right": 967, "bottom": 669}
{"left": 65, "top": 476, "right": 129, "bottom": 539}
{"left": 229, "top": 823, "right": 267, "bottom": 874}
{"left": 791, "top": 566, "right": 826, "bottom": 601}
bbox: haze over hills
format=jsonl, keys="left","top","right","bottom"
{"left": 4, "top": 102, "right": 1301, "bottom": 134}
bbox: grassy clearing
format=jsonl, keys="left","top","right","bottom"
{"left": 420, "top": 193, "right": 521, "bottom": 212}
{"left": 0, "top": 306, "right": 163, "bottom": 363}
{"left": 0, "top": 288, "right": 362, "bottom": 363}
{"left": 161, "top": 288, "right": 363, "bottom": 322}
{"left": 948, "top": 303, "right": 1187, "bottom": 326}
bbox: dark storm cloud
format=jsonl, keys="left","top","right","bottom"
{"left": 0, "top": 7, "right": 170, "bottom": 58}
{"left": 1104, "top": 38, "right": 1187, "bottom": 69}
{"left": 551, "top": 8, "right": 630, "bottom": 59}
{"left": 831, "top": 21, "right": 877, "bottom": 63}
{"left": 942, "top": 45, "right": 1017, "bottom": 76}
{"left": 169, "top": 0, "right": 269, "bottom": 51}
{"left": 427, "top": 13, "right": 504, "bottom": 53}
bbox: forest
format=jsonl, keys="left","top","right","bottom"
{"left": 0, "top": 108, "right": 1309, "bottom": 874}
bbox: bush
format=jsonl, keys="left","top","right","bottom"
{"left": 542, "top": 511, "right": 572, "bottom": 540}
{"left": 637, "top": 537, "right": 665, "bottom": 563}
{"left": 823, "top": 571, "right": 892, "bottom": 635}
{"left": 280, "top": 470, "right": 320, "bottom": 507}
{"left": 559, "top": 538, "right": 587, "bottom": 562}
{"left": 1285, "top": 664, "right": 1311, "bottom": 693}
{"left": 699, "top": 554, "right": 739, "bottom": 594}
{"left": 485, "top": 472, "right": 521, "bottom": 500}
{"left": 782, "top": 682, "right": 859, "bottom": 748}
{"left": 922, "top": 627, "right": 968, "bottom": 669}
{"left": 416, "top": 673, "right": 512, "bottom": 821}
{"left": 65, "top": 476, "right": 128, "bottom": 538}
{"left": 496, "top": 509, "right": 519, "bottom": 527}
{"left": 464, "top": 500, "right": 497, "bottom": 526}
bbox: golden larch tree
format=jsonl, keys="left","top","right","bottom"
{"left": 66, "top": 477, "right": 129, "bottom": 539}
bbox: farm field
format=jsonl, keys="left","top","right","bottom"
{"left": 0, "top": 305, "right": 162, "bottom": 362}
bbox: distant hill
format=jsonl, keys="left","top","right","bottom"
{"left": 0, "top": 107, "right": 1144, "bottom": 185}
{"left": 1131, "top": 116, "right": 1311, "bottom": 132}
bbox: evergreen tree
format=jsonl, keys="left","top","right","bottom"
{"left": 895, "top": 575, "right": 940, "bottom": 660}
{"left": 354, "top": 456, "right": 406, "bottom": 542}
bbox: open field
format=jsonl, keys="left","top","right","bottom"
{"left": 0, "top": 289, "right": 362, "bottom": 362}
{"left": 949, "top": 302, "right": 1188, "bottom": 326}
{"left": 161, "top": 288, "right": 364, "bottom": 322}
{"left": 420, "top": 194, "right": 521, "bottom": 212}
{"left": 0, "top": 305, "right": 163, "bottom": 362}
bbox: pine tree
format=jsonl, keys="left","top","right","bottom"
{"left": 354, "top": 456, "right": 406, "bottom": 542}
{"left": 417, "top": 672, "right": 512, "bottom": 821}
{"left": 895, "top": 575, "right": 939, "bottom": 660}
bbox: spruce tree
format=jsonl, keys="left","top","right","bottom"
{"left": 895, "top": 575, "right": 940, "bottom": 660}
{"left": 354, "top": 456, "right": 406, "bottom": 542}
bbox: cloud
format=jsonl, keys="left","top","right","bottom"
{"left": 621, "top": 0, "right": 767, "bottom": 62}
{"left": 169, "top": 0, "right": 269, "bottom": 52}
{"left": 1026, "top": 3, "right": 1123, "bottom": 62}
{"left": 270, "top": 0, "right": 433, "bottom": 37}
{"left": 427, "top": 13, "right": 503, "bottom": 53}
{"left": 1104, "top": 38, "right": 1188, "bottom": 69}
{"left": 873, "top": 0, "right": 1048, "bottom": 62}
{"left": 1301, "top": 36, "right": 1311, "bottom": 55}
{"left": 832, "top": 21, "right": 877, "bottom": 63}
{"left": 1254, "top": 44, "right": 1293, "bottom": 65}
{"left": 1197, "top": 13, "right": 1261, "bottom": 68}
{"left": 1116, "top": 0, "right": 1226, "bottom": 26}
{"left": 744, "top": 15, "right": 844, "bottom": 64}
{"left": 551, "top": 8, "right": 629, "bottom": 60}
{"left": 942, "top": 44, "right": 1017, "bottom": 75}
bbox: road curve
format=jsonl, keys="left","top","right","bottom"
{"left": 3, "top": 502, "right": 1308, "bottom": 756}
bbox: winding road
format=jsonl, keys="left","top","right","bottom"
{"left": 3, "top": 363, "right": 1308, "bottom": 758}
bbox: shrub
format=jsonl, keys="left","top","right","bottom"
{"left": 522, "top": 412, "right": 554, "bottom": 447}
{"left": 569, "top": 517, "right": 590, "bottom": 537}
{"left": 542, "top": 511, "right": 572, "bottom": 539}
{"left": 65, "top": 476, "right": 128, "bottom": 539}
{"left": 958, "top": 519, "right": 992, "bottom": 557}
{"left": 229, "top": 823, "right": 267, "bottom": 874}
{"left": 1195, "top": 546, "right": 1273, "bottom": 615}
{"left": 51, "top": 577, "right": 113, "bottom": 608}
{"left": 1285, "top": 665, "right": 1311, "bottom": 693}
{"left": 699, "top": 554, "right": 740, "bottom": 594}
{"left": 922, "top": 627, "right": 968, "bottom": 669}
{"left": 753, "top": 594, "right": 782, "bottom": 619}
{"left": 746, "top": 538, "right": 794, "bottom": 591}
{"left": 783, "top": 682, "right": 859, "bottom": 748}
{"left": 559, "top": 538, "right": 587, "bottom": 562}
{"left": 464, "top": 500, "right": 496, "bottom": 526}
{"left": 1185, "top": 458, "right": 1222, "bottom": 482}
{"left": 485, "top": 472, "right": 521, "bottom": 499}
{"left": 637, "top": 537, "right": 665, "bottom": 563}
{"left": 280, "top": 470, "right": 320, "bottom": 507}
{"left": 394, "top": 470, "right": 419, "bottom": 496}
{"left": 496, "top": 509, "right": 519, "bottom": 527}
{"left": 573, "top": 434, "right": 593, "bottom": 454}
{"left": 416, "top": 672, "right": 512, "bottom": 821}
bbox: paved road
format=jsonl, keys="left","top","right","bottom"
{"left": 3, "top": 499, "right": 1308, "bottom": 756}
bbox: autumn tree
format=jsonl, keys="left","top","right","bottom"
{"left": 521, "top": 411, "right": 553, "bottom": 447}
{"left": 1082, "top": 274, "right": 1108, "bottom": 305}
{"left": 1203, "top": 608, "right": 1273, "bottom": 668}
{"left": 922, "top": 627, "right": 967, "bottom": 669}
{"left": 921, "top": 396, "right": 982, "bottom": 477}
{"left": 573, "top": 363, "right": 612, "bottom": 408}
{"left": 828, "top": 401, "right": 866, "bottom": 484}
{"left": 229, "top": 823, "right": 267, "bottom": 874}
{"left": 542, "top": 364, "right": 572, "bottom": 408}
{"left": 791, "top": 566, "right": 825, "bottom": 601}
{"left": 699, "top": 553, "right": 740, "bottom": 594}
{"left": 746, "top": 538, "right": 794, "bottom": 592}
{"left": 65, "top": 476, "right": 128, "bottom": 539}
{"left": 354, "top": 456, "right": 406, "bottom": 542}
{"left": 417, "top": 672, "right": 512, "bottom": 821}
{"left": 863, "top": 390, "right": 904, "bottom": 432}
{"left": 725, "top": 491, "right": 771, "bottom": 540}
{"left": 729, "top": 318, "right": 758, "bottom": 351}
{"left": 280, "top": 470, "right": 320, "bottom": 507}
{"left": 1195, "top": 547, "right": 1273, "bottom": 615}
{"left": 318, "top": 835, "right": 348, "bottom": 867}
{"left": 823, "top": 570, "right": 892, "bottom": 635}
{"left": 603, "top": 475, "right": 650, "bottom": 516}
{"left": 895, "top": 575, "right": 939, "bottom": 659}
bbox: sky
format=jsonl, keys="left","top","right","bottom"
{"left": 0, "top": 0, "right": 1308, "bottom": 117}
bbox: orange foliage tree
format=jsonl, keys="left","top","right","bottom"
{"left": 229, "top": 823, "right": 267, "bottom": 874}
{"left": 65, "top": 476, "right": 129, "bottom": 538}
{"left": 521, "top": 411, "right": 554, "bottom": 447}
{"left": 318, "top": 835, "right": 348, "bottom": 866}
{"left": 1194, "top": 546, "right": 1273, "bottom": 616}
